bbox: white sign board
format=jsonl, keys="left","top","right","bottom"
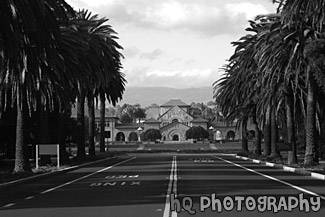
{"left": 36, "top": 144, "right": 60, "bottom": 169}
{"left": 39, "top": 145, "right": 57, "bottom": 155}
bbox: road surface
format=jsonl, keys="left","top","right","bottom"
{"left": 0, "top": 153, "right": 324, "bottom": 217}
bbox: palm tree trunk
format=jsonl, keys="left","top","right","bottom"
{"left": 241, "top": 117, "right": 248, "bottom": 152}
{"left": 58, "top": 106, "right": 70, "bottom": 164}
{"left": 270, "top": 105, "right": 279, "bottom": 157}
{"left": 77, "top": 88, "right": 86, "bottom": 160}
{"left": 88, "top": 93, "right": 95, "bottom": 156}
{"left": 286, "top": 94, "right": 298, "bottom": 164}
{"left": 13, "top": 88, "right": 31, "bottom": 173}
{"left": 252, "top": 112, "right": 261, "bottom": 155}
{"left": 263, "top": 105, "right": 271, "bottom": 155}
{"left": 320, "top": 118, "right": 325, "bottom": 160}
{"left": 99, "top": 91, "right": 106, "bottom": 152}
{"left": 304, "top": 76, "right": 318, "bottom": 165}
{"left": 40, "top": 108, "right": 50, "bottom": 144}
{"left": 319, "top": 94, "right": 325, "bottom": 160}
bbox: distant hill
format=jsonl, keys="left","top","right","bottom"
{"left": 117, "top": 86, "right": 215, "bottom": 107}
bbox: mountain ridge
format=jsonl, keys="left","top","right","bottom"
{"left": 117, "top": 86, "right": 215, "bottom": 107}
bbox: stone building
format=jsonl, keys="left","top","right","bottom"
{"left": 72, "top": 99, "right": 255, "bottom": 143}
{"left": 107, "top": 99, "right": 209, "bottom": 142}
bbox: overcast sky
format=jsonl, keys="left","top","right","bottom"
{"left": 66, "top": 0, "right": 277, "bottom": 89}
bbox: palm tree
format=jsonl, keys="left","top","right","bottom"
{"left": 253, "top": 13, "right": 307, "bottom": 162}
{"left": 214, "top": 13, "right": 306, "bottom": 161}
{"left": 273, "top": 0, "right": 325, "bottom": 165}
{"left": 0, "top": 0, "right": 74, "bottom": 173}
{"left": 214, "top": 18, "right": 274, "bottom": 155}
{"left": 66, "top": 10, "right": 125, "bottom": 157}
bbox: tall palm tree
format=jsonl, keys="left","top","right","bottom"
{"left": 0, "top": 0, "right": 74, "bottom": 173}
{"left": 273, "top": 0, "right": 325, "bottom": 165}
{"left": 214, "top": 18, "right": 274, "bottom": 155}
{"left": 66, "top": 10, "right": 125, "bottom": 157}
{"left": 253, "top": 13, "right": 307, "bottom": 162}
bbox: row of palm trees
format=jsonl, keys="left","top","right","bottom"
{"left": 0, "top": 0, "right": 125, "bottom": 173}
{"left": 213, "top": 0, "right": 325, "bottom": 166}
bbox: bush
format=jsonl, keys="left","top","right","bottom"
{"left": 143, "top": 128, "right": 162, "bottom": 142}
{"left": 185, "top": 126, "right": 209, "bottom": 141}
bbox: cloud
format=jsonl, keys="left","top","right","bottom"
{"left": 122, "top": 47, "right": 140, "bottom": 58}
{"left": 89, "top": 0, "right": 276, "bottom": 36}
{"left": 123, "top": 47, "right": 165, "bottom": 60}
{"left": 140, "top": 49, "right": 165, "bottom": 60}
{"left": 67, "top": 0, "right": 277, "bottom": 36}
{"left": 125, "top": 67, "right": 221, "bottom": 88}
{"left": 225, "top": 2, "right": 271, "bottom": 20}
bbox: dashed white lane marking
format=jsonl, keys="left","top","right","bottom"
{"left": 40, "top": 157, "right": 136, "bottom": 194}
{"left": 214, "top": 156, "right": 325, "bottom": 201}
{"left": 24, "top": 196, "right": 34, "bottom": 200}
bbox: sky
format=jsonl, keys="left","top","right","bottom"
{"left": 65, "top": 0, "right": 278, "bottom": 89}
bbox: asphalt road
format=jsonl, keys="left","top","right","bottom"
{"left": 0, "top": 153, "right": 324, "bottom": 217}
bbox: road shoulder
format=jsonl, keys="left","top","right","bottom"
{"left": 235, "top": 155, "right": 325, "bottom": 180}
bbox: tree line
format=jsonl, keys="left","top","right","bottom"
{"left": 213, "top": 0, "right": 325, "bottom": 165}
{"left": 0, "top": 0, "right": 125, "bottom": 173}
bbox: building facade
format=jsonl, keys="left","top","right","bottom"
{"left": 72, "top": 99, "right": 255, "bottom": 143}
{"left": 100, "top": 99, "right": 209, "bottom": 142}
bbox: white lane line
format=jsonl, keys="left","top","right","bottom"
{"left": 163, "top": 156, "right": 177, "bottom": 217}
{"left": 173, "top": 158, "right": 177, "bottom": 195}
{"left": 214, "top": 156, "right": 325, "bottom": 201}
{"left": 172, "top": 157, "right": 178, "bottom": 217}
{"left": 40, "top": 157, "right": 136, "bottom": 194}
{"left": 24, "top": 196, "right": 34, "bottom": 200}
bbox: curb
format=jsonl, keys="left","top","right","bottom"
{"left": 0, "top": 156, "right": 118, "bottom": 189}
{"left": 235, "top": 155, "right": 325, "bottom": 181}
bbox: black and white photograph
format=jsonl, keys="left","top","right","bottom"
{"left": 0, "top": 0, "right": 325, "bottom": 216}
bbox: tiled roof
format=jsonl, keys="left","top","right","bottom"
{"left": 161, "top": 99, "right": 189, "bottom": 107}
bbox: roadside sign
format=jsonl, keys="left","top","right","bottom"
{"left": 36, "top": 144, "right": 60, "bottom": 169}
